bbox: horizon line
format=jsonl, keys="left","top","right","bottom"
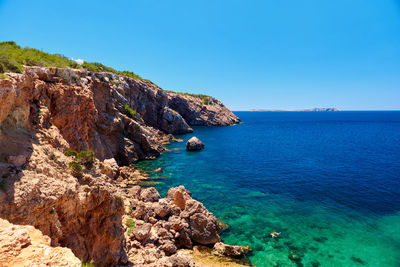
{"left": 232, "top": 109, "right": 400, "bottom": 112}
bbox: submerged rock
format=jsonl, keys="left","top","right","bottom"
{"left": 213, "top": 242, "right": 252, "bottom": 258}
{"left": 186, "top": 136, "right": 204, "bottom": 151}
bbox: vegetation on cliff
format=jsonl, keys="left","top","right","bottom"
{"left": 0, "top": 41, "right": 80, "bottom": 73}
{"left": 0, "top": 41, "right": 218, "bottom": 102}
{"left": 164, "top": 90, "right": 212, "bottom": 105}
{"left": 124, "top": 104, "right": 137, "bottom": 120}
{"left": 0, "top": 41, "right": 142, "bottom": 80}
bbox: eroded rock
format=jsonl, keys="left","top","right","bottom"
{"left": 0, "top": 218, "right": 80, "bottom": 267}
{"left": 186, "top": 136, "right": 204, "bottom": 151}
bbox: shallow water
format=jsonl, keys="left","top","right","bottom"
{"left": 137, "top": 111, "right": 400, "bottom": 266}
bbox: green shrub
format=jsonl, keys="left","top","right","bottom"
{"left": 81, "top": 259, "right": 94, "bottom": 267}
{"left": 81, "top": 62, "right": 115, "bottom": 73}
{"left": 126, "top": 218, "right": 135, "bottom": 234}
{"left": 65, "top": 150, "right": 95, "bottom": 170}
{"left": 163, "top": 90, "right": 212, "bottom": 105}
{"left": 0, "top": 41, "right": 79, "bottom": 74}
{"left": 64, "top": 150, "right": 78, "bottom": 157}
{"left": 81, "top": 62, "right": 143, "bottom": 80}
{"left": 77, "top": 150, "right": 95, "bottom": 169}
{"left": 69, "top": 160, "right": 83, "bottom": 178}
{"left": 0, "top": 73, "right": 9, "bottom": 80}
{"left": 124, "top": 104, "right": 137, "bottom": 119}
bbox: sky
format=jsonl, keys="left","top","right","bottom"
{"left": 1, "top": 0, "right": 399, "bottom": 110}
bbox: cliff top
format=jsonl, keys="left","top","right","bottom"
{"left": 0, "top": 41, "right": 218, "bottom": 103}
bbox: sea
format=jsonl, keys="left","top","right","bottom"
{"left": 137, "top": 111, "right": 400, "bottom": 267}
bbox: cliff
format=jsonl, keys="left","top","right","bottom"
{"left": 167, "top": 92, "right": 241, "bottom": 126}
{"left": 0, "top": 66, "right": 245, "bottom": 266}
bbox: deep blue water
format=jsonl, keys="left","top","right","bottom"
{"left": 137, "top": 111, "right": 400, "bottom": 266}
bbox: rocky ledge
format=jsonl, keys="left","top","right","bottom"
{"left": 0, "top": 67, "right": 247, "bottom": 266}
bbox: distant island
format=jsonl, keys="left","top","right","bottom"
{"left": 250, "top": 107, "right": 339, "bottom": 112}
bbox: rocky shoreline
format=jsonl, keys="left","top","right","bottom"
{"left": 0, "top": 67, "right": 249, "bottom": 266}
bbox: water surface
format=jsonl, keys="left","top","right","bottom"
{"left": 137, "top": 111, "right": 400, "bottom": 266}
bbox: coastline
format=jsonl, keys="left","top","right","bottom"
{"left": 0, "top": 66, "right": 248, "bottom": 266}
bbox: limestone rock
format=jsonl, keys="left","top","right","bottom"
{"left": 140, "top": 187, "right": 161, "bottom": 202}
{"left": 134, "top": 223, "right": 152, "bottom": 241}
{"left": 100, "top": 157, "right": 119, "bottom": 178}
{"left": 189, "top": 212, "right": 220, "bottom": 245}
{"left": 166, "top": 186, "right": 192, "bottom": 210}
{"left": 0, "top": 218, "right": 80, "bottom": 267}
{"left": 186, "top": 137, "right": 204, "bottom": 151}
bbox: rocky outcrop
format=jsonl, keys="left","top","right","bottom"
{"left": 0, "top": 218, "right": 81, "bottom": 266}
{"left": 167, "top": 92, "right": 241, "bottom": 126}
{"left": 186, "top": 136, "right": 205, "bottom": 151}
{"left": 0, "top": 66, "right": 193, "bottom": 165}
{"left": 124, "top": 185, "right": 222, "bottom": 265}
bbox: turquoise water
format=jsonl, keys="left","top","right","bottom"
{"left": 137, "top": 111, "right": 400, "bottom": 266}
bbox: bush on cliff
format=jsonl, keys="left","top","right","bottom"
{"left": 0, "top": 41, "right": 143, "bottom": 81}
{"left": 0, "top": 41, "right": 80, "bottom": 73}
{"left": 126, "top": 218, "right": 135, "bottom": 234}
{"left": 64, "top": 150, "right": 78, "bottom": 157}
{"left": 164, "top": 90, "right": 212, "bottom": 105}
{"left": 81, "top": 259, "right": 94, "bottom": 267}
{"left": 64, "top": 149, "right": 96, "bottom": 172}
{"left": 77, "top": 150, "right": 95, "bottom": 169}
{"left": 68, "top": 160, "right": 83, "bottom": 178}
{"left": 81, "top": 62, "right": 143, "bottom": 80}
{"left": 124, "top": 104, "right": 137, "bottom": 120}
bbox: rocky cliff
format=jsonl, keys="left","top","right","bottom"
{"left": 0, "top": 67, "right": 245, "bottom": 266}
{"left": 168, "top": 92, "right": 241, "bottom": 126}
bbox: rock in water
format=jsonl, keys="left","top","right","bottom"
{"left": 213, "top": 242, "right": 252, "bottom": 258}
{"left": 186, "top": 137, "right": 204, "bottom": 151}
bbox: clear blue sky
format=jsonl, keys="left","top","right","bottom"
{"left": 1, "top": 0, "right": 399, "bottom": 110}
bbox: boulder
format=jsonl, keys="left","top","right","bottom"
{"left": 134, "top": 223, "right": 152, "bottom": 241}
{"left": 186, "top": 136, "right": 204, "bottom": 151}
{"left": 189, "top": 212, "right": 220, "bottom": 245}
{"left": 154, "top": 199, "right": 171, "bottom": 218}
{"left": 166, "top": 186, "right": 192, "bottom": 210}
{"left": 140, "top": 187, "right": 161, "bottom": 202}
{"left": 100, "top": 158, "right": 119, "bottom": 178}
{"left": 6, "top": 155, "right": 27, "bottom": 167}
{"left": 213, "top": 242, "right": 252, "bottom": 258}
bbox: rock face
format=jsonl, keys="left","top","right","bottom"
{"left": 0, "top": 66, "right": 244, "bottom": 266}
{"left": 0, "top": 143, "right": 126, "bottom": 266}
{"left": 186, "top": 136, "right": 205, "bottom": 151}
{"left": 0, "top": 218, "right": 81, "bottom": 267}
{"left": 168, "top": 92, "right": 241, "bottom": 126}
{"left": 0, "top": 66, "right": 194, "bottom": 165}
